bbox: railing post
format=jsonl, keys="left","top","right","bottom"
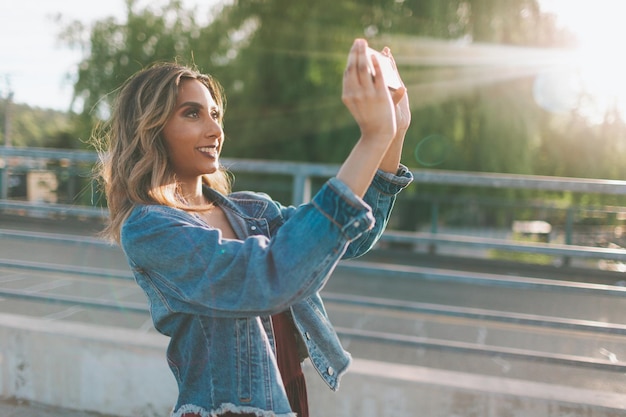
{"left": 563, "top": 207, "right": 574, "bottom": 267}
{"left": 292, "top": 173, "right": 311, "bottom": 206}
{"left": 2, "top": 89, "right": 12, "bottom": 205}
{"left": 429, "top": 200, "right": 439, "bottom": 254}
{"left": 0, "top": 159, "right": 6, "bottom": 201}
{"left": 60, "top": 158, "right": 76, "bottom": 205}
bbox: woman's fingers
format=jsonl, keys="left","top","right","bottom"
{"left": 344, "top": 39, "right": 388, "bottom": 91}
{"left": 343, "top": 40, "right": 359, "bottom": 88}
{"left": 342, "top": 39, "right": 398, "bottom": 140}
{"left": 391, "top": 86, "right": 407, "bottom": 106}
{"left": 368, "top": 52, "right": 385, "bottom": 90}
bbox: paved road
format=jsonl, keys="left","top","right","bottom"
{"left": 1, "top": 213, "right": 625, "bottom": 403}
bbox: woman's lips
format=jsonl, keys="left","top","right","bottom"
{"left": 197, "top": 145, "right": 218, "bottom": 158}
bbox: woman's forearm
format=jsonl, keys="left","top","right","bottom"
{"left": 378, "top": 132, "right": 406, "bottom": 174}
{"left": 336, "top": 134, "right": 392, "bottom": 198}
{"left": 337, "top": 39, "right": 408, "bottom": 197}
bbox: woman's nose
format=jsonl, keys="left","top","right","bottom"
{"left": 205, "top": 117, "right": 222, "bottom": 138}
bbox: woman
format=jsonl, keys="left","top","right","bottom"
{"left": 97, "top": 38, "right": 412, "bottom": 417}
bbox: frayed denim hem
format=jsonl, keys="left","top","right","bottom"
{"left": 171, "top": 402, "right": 297, "bottom": 417}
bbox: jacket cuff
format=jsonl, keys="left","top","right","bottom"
{"left": 312, "top": 177, "right": 375, "bottom": 241}
{"left": 371, "top": 164, "right": 414, "bottom": 195}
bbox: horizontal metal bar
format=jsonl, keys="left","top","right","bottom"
{"left": 0, "top": 229, "right": 111, "bottom": 246}
{"left": 2, "top": 283, "right": 622, "bottom": 372}
{"left": 0, "top": 147, "right": 98, "bottom": 162}
{"left": 5, "top": 147, "right": 626, "bottom": 194}
{"left": 0, "top": 200, "right": 106, "bottom": 218}
{"left": 221, "top": 158, "right": 339, "bottom": 177}
{"left": 412, "top": 169, "right": 626, "bottom": 195}
{"left": 3, "top": 228, "right": 625, "bottom": 294}
{"left": 337, "top": 260, "right": 626, "bottom": 297}
{"left": 4, "top": 226, "right": 625, "bottom": 267}
{"left": 0, "top": 258, "right": 133, "bottom": 280}
{"left": 323, "top": 292, "right": 626, "bottom": 335}
{"left": 336, "top": 327, "right": 626, "bottom": 372}
{"left": 381, "top": 231, "right": 626, "bottom": 261}
{"left": 2, "top": 251, "right": 622, "bottom": 334}
{"left": 0, "top": 287, "right": 148, "bottom": 313}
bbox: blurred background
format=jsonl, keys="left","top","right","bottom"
{"left": 3, "top": 0, "right": 626, "bottom": 260}
{"left": 2, "top": 0, "right": 625, "bottom": 175}
{"left": 2, "top": 2, "right": 626, "bottom": 416}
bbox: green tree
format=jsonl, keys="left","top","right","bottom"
{"left": 0, "top": 101, "right": 73, "bottom": 148}
{"left": 206, "top": 0, "right": 366, "bottom": 161}
{"left": 60, "top": 0, "right": 592, "bottom": 176}
{"left": 58, "top": 0, "right": 211, "bottom": 140}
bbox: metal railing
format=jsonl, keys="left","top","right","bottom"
{"left": 3, "top": 147, "right": 626, "bottom": 263}
{"left": 0, "top": 227, "right": 625, "bottom": 373}
{"left": 2, "top": 149, "right": 625, "bottom": 392}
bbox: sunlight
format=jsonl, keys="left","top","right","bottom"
{"left": 538, "top": 0, "right": 626, "bottom": 123}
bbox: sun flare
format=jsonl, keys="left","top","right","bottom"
{"left": 538, "top": 0, "right": 626, "bottom": 123}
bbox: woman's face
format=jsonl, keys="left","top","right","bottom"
{"left": 162, "top": 78, "right": 224, "bottom": 183}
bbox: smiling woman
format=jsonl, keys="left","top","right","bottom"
{"left": 538, "top": 0, "right": 626, "bottom": 123}
{"left": 94, "top": 40, "right": 413, "bottom": 417}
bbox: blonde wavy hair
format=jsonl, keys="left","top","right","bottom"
{"left": 94, "top": 63, "right": 231, "bottom": 243}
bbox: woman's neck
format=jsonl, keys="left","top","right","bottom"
{"left": 178, "top": 178, "right": 205, "bottom": 206}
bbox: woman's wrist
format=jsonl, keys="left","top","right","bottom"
{"left": 378, "top": 131, "right": 406, "bottom": 173}
{"left": 336, "top": 135, "right": 393, "bottom": 197}
{"left": 359, "top": 124, "right": 396, "bottom": 145}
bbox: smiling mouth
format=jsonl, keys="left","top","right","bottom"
{"left": 197, "top": 145, "right": 218, "bottom": 158}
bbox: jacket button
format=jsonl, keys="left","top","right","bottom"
{"left": 250, "top": 226, "right": 257, "bottom": 231}
{"left": 305, "top": 332, "right": 311, "bottom": 340}
{"left": 353, "top": 221, "right": 360, "bottom": 228}
{"left": 328, "top": 367, "right": 335, "bottom": 376}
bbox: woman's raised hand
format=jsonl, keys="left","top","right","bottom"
{"left": 335, "top": 39, "right": 410, "bottom": 197}
{"left": 342, "top": 39, "right": 397, "bottom": 145}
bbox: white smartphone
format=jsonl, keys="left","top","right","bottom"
{"left": 367, "top": 47, "right": 402, "bottom": 90}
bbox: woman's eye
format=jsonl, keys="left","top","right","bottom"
{"left": 185, "top": 109, "right": 200, "bottom": 118}
{"left": 211, "top": 110, "right": 221, "bottom": 120}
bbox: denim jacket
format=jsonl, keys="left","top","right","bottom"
{"left": 120, "top": 166, "right": 413, "bottom": 417}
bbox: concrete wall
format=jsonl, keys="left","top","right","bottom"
{"left": 0, "top": 312, "right": 624, "bottom": 417}
{"left": 0, "top": 313, "right": 176, "bottom": 416}
{"left": 306, "top": 359, "right": 626, "bottom": 417}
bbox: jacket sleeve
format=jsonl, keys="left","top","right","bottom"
{"left": 274, "top": 166, "right": 412, "bottom": 258}
{"left": 121, "top": 178, "right": 376, "bottom": 318}
{"left": 342, "top": 164, "right": 413, "bottom": 258}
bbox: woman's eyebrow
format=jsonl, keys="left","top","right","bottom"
{"left": 178, "top": 101, "right": 220, "bottom": 112}
{"left": 179, "top": 101, "right": 204, "bottom": 109}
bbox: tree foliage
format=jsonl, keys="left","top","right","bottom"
{"left": 0, "top": 101, "right": 75, "bottom": 148}
{"left": 59, "top": 0, "right": 208, "bottom": 118}
{"left": 55, "top": 0, "right": 626, "bottom": 183}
